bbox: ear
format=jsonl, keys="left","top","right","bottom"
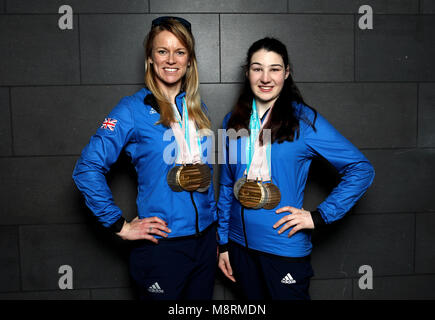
{"left": 285, "top": 66, "right": 290, "bottom": 79}
{"left": 147, "top": 56, "right": 153, "bottom": 65}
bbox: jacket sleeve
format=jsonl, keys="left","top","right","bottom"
{"left": 303, "top": 108, "right": 375, "bottom": 224}
{"left": 72, "top": 97, "right": 136, "bottom": 228}
{"left": 200, "top": 102, "right": 218, "bottom": 224}
{"left": 217, "top": 113, "right": 235, "bottom": 246}
{"left": 207, "top": 172, "right": 218, "bottom": 223}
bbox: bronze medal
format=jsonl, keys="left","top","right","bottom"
{"left": 167, "top": 163, "right": 211, "bottom": 192}
{"left": 236, "top": 178, "right": 281, "bottom": 210}
{"left": 238, "top": 101, "right": 282, "bottom": 209}
{"left": 238, "top": 180, "right": 267, "bottom": 209}
{"left": 262, "top": 182, "right": 281, "bottom": 209}
{"left": 196, "top": 163, "right": 212, "bottom": 192}
{"left": 178, "top": 164, "right": 202, "bottom": 191}
{"left": 233, "top": 176, "right": 247, "bottom": 200}
{"left": 167, "top": 166, "right": 183, "bottom": 192}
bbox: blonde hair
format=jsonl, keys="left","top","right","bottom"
{"left": 144, "top": 19, "right": 211, "bottom": 130}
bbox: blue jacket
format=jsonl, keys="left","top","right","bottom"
{"left": 73, "top": 87, "right": 217, "bottom": 237}
{"left": 217, "top": 103, "right": 375, "bottom": 257}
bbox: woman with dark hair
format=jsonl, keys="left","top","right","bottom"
{"left": 73, "top": 17, "right": 217, "bottom": 300}
{"left": 217, "top": 37, "right": 375, "bottom": 300}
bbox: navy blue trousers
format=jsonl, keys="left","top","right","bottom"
{"left": 229, "top": 241, "right": 314, "bottom": 300}
{"left": 129, "top": 223, "right": 217, "bottom": 300}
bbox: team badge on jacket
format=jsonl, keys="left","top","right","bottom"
{"left": 100, "top": 118, "right": 117, "bottom": 131}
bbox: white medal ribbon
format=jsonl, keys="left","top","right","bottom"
{"left": 245, "top": 99, "right": 273, "bottom": 182}
{"left": 170, "top": 98, "right": 202, "bottom": 164}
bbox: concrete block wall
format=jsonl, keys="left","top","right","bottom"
{"left": 1, "top": 0, "right": 434, "bottom": 300}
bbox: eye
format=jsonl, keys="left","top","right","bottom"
{"left": 157, "top": 49, "right": 167, "bottom": 55}
{"left": 176, "top": 51, "right": 186, "bottom": 56}
{"left": 271, "top": 68, "right": 282, "bottom": 72}
{"left": 252, "top": 68, "right": 262, "bottom": 72}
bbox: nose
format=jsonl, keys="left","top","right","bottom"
{"left": 167, "top": 52, "right": 176, "bottom": 65}
{"left": 260, "top": 71, "right": 271, "bottom": 83}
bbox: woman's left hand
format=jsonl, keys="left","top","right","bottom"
{"left": 273, "top": 206, "right": 314, "bottom": 237}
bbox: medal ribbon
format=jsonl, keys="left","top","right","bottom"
{"left": 170, "top": 97, "right": 202, "bottom": 164}
{"left": 245, "top": 99, "right": 272, "bottom": 181}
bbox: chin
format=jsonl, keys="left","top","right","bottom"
{"left": 255, "top": 93, "right": 276, "bottom": 104}
{"left": 159, "top": 76, "right": 184, "bottom": 87}
{"left": 164, "top": 78, "right": 182, "bottom": 85}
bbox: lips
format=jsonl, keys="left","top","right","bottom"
{"left": 163, "top": 67, "right": 179, "bottom": 73}
{"left": 258, "top": 85, "right": 273, "bottom": 93}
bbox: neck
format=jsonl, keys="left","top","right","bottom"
{"left": 158, "top": 80, "right": 183, "bottom": 103}
{"left": 255, "top": 98, "right": 275, "bottom": 119}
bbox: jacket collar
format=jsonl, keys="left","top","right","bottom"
{"left": 143, "top": 87, "right": 186, "bottom": 115}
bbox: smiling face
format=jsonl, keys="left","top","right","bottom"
{"left": 247, "top": 49, "right": 289, "bottom": 109}
{"left": 148, "top": 30, "right": 190, "bottom": 94}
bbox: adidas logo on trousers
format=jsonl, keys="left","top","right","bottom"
{"left": 148, "top": 282, "right": 164, "bottom": 293}
{"left": 281, "top": 273, "right": 296, "bottom": 284}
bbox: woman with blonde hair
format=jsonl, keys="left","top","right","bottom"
{"left": 73, "top": 17, "right": 217, "bottom": 300}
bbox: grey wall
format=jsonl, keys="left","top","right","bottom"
{"left": 1, "top": 0, "right": 434, "bottom": 300}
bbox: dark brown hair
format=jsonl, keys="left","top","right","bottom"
{"left": 227, "top": 37, "right": 316, "bottom": 143}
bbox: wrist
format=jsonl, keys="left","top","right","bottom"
{"left": 109, "top": 216, "right": 126, "bottom": 234}
{"left": 116, "top": 221, "right": 130, "bottom": 240}
{"left": 310, "top": 210, "right": 326, "bottom": 229}
{"left": 219, "top": 243, "right": 229, "bottom": 253}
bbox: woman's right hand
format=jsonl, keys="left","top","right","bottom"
{"left": 218, "top": 252, "right": 236, "bottom": 282}
{"left": 116, "top": 216, "right": 171, "bottom": 243}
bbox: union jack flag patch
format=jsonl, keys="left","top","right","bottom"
{"left": 100, "top": 118, "right": 118, "bottom": 131}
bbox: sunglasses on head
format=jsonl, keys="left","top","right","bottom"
{"left": 151, "top": 16, "right": 192, "bottom": 33}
